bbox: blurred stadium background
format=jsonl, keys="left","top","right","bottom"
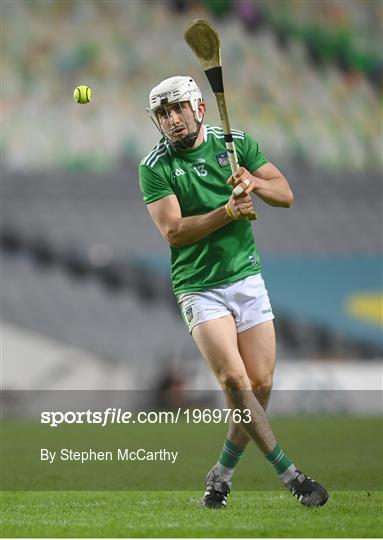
{"left": 2, "top": 0, "right": 382, "bottom": 409}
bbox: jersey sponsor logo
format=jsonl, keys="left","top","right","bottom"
{"left": 216, "top": 151, "right": 230, "bottom": 167}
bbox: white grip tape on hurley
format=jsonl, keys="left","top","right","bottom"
{"left": 233, "top": 178, "right": 249, "bottom": 196}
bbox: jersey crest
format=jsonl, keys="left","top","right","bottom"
{"left": 216, "top": 151, "right": 230, "bottom": 168}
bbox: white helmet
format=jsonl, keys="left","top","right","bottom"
{"left": 147, "top": 76, "right": 204, "bottom": 149}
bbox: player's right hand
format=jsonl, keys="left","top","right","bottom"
{"left": 227, "top": 192, "right": 255, "bottom": 219}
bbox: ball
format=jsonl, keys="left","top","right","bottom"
{"left": 73, "top": 85, "right": 92, "bottom": 104}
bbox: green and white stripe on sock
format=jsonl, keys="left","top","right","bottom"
{"left": 266, "top": 444, "right": 298, "bottom": 483}
{"left": 213, "top": 439, "right": 244, "bottom": 481}
{"left": 219, "top": 438, "right": 244, "bottom": 469}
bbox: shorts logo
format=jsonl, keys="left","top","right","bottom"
{"left": 216, "top": 151, "right": 230, "bottom": 167}
{"left": 262, "top": 308, "right": 272, "bottom": 315}
{"left": 185, "top": 306, "right": 193, "bottom": 323}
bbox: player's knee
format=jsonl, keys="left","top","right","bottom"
{"left": 218, "top": 369, "right": 251, "bottom": 391}
{"left": 250, "top": 375, "right": 273, "bottom": 395}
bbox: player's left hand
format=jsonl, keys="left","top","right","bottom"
{"left": 227, "top": 167, "right": 258, "bottom": 197}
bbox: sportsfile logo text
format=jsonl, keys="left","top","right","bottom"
{"left": 40, "top": 408, "right": 181, "bottom": 427}
{"left": 41, "top": 407, "right": 252, "bottom": 427}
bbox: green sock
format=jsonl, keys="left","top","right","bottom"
{"left": 266, "top": 443, "right": 294, "bottom": 476}
{"left": 218, "top": 438, "right": 244, "bottom": 469}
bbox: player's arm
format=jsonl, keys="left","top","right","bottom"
{"left": 146, "top": 193, "right": 254, "bottom": 248}
{"left": 228, "top": 164, "right": 294, "bottom": 208}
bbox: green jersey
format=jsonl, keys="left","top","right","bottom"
{"left": 139, "top": 125, "right": 268, "bottom": 295}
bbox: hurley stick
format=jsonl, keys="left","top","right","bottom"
{"left": 184, "top": 19, "right": 257, "bottom": 220}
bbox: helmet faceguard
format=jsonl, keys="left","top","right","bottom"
{"left": 147, "top": 76, "right": 204, "bottom": 150}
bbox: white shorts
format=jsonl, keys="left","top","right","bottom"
{"left": 176, "top": 274, "right": 274, "bottom": 334}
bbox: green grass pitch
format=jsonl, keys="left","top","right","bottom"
{"left": 1, "top": 416, "right": 382, "bottom": 537}
{"left": 1, "top": 490, "right": 382, "bottom": 537}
